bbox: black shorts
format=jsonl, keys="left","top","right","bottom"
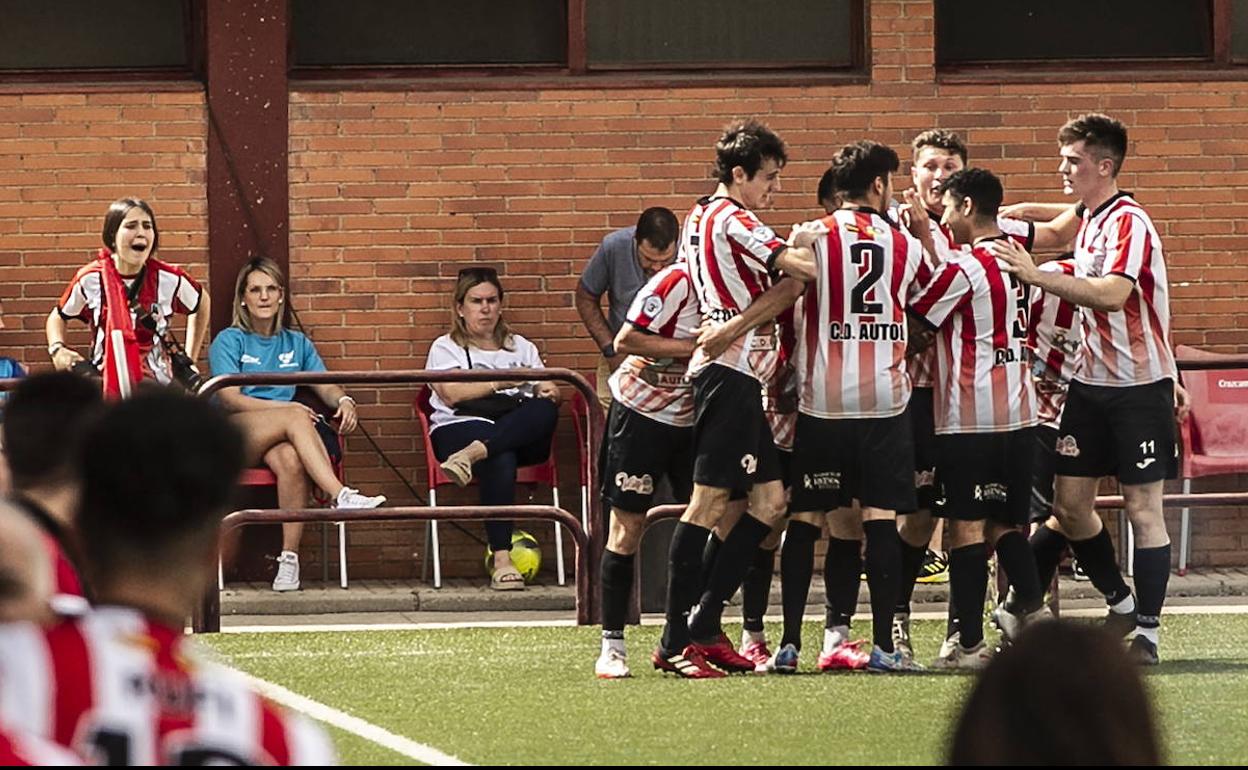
{"left": 788, "top": 411, "right": 916, "bottom": 513}
{"left": 933, "top": 428, "right": 1035, "bottom": 526}
{"left": 599, "top": 401, "right": 694, "bottom": 514}
{"left": 692, "top": 365, "right": 782, "bottom": 490}
{"left": 1029, "top": 424, "right": 1059, "bottom": 524}
{"left": 904, "top": 387, "right": 937, "bottom": 513}
{"left": 776, "top": 448, "right": 793, "bottom": 489}
{"left": 1056, "top": 379, "right": 1178, "bottom": 485}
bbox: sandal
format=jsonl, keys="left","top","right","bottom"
{"left": 490, "top": 565, "right": 525, "bottom": 591}
{"left": 440, "top": 449, "right": 474, "bottom": 487}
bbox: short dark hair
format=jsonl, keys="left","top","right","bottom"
{"left": 635, "top": 207, "right": 680, "bottom": 251}
{"left": 713, "top": 119, "right": 788, "bottom": 185}
{"left": 1059, "top": 113, "right": 1128, "bottom": 176}
{"left": 3, "top": 372, "right": 103, "bottom": 489}
{"left": 948, "top": 621, "right": 1162, "bottom": 765}
{"left": 817, "top": 166, "right": 838, "bottom": 208}
{"left": 101, "top": 197, "right": 158, "bottom": 254}
{"left": 940, "top": 167, "right": 1004, "bottom": 220}
{"left": 77, "top": 390, "right": 245, "bottom": 577}
{"left": 829, "top": 141, "right": 900, "bottom": 200}
{"left": 911, "top": 129, "right": 968, "bottom": 165}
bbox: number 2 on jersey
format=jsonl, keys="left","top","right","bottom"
{"left": 850, "top": 242, "right": 885, "bottom": 315}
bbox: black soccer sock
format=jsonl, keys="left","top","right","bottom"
{"left": 659, "top": 522, "right": 711, "bottom": 654}
{"left": 895, "top": 538, "right": 929, "bottom": 616}
{"left": 1133, "top": 543, "right": 1171, "bottom": 631}
{"left": 824, "top": 535, "right": 863, "bottom": 630}
{"left": 863, "top": 520, "right": 901, "bottom": 653}
{"left": 600, "top": 549, "right": 635, "bottom": 638}
{"left": 995, "top": 530, "right": 1044, "bottom": 614}
{"left": 1069, "top": 527, "right": 1133, "bottom": 607}
{"left": 948, "top": 543, "right": 988, "bottom": 648}
{"left": 699, "top": 534, "right": 723, "bottom": 595}
{"left": 1029, "top": 524, "right": 1070, "bottom": 600}
{"left": 688, "top": 514, "right": 772, "bottom": 643}
{"left": 741, "top": 546, "right": 776, "bottom": 633}
{"left": 779, "top": 520, "right": 819, "bottom": 650}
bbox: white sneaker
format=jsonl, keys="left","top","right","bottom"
{"left": 273, "top": 550, "right": 301, "bottom": 592}
{"left": 595, "top": 647, "right": 631, "bottom": 679}
{"left": 931, "top": 638, "right": 993, "bottom": 671}
{"left": 335, "top": 487, "right": 386, "bottom": 509}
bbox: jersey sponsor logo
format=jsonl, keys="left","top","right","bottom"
{"left": 706, "top": 308, "right": 739, "bottom": 323}
{"left": 278, "top": 350, "right": 297, "bottom": 368}
{"left": 993, "top": 348, "right": 1019, "bottom": 366}
{"left": 748, "top": 334, "right": 777, "bottom": 351}
{"left": 1136, "top": 457, "right": 1156, "bottom": 470}
{"left": 973, "top": 482, "right": 1008, "bottom": 502}
{"left": 240, "top": 353, "right": 261, "bottom": 365}
{"left": 828, "top": 322, "right": 905, "bottom": 341}
{"left": 1056, "top": 435, "right": 1080, "bottom": 457}
{"left": 740, "top": 454, "right": 758, "bottom": 475}
{"left": 802, "top": 470, "right": 841, "bottom": 490}
{"left": 615, "top": 472, "right": 655, "bottom": 495}
{"left": 751, "top": 224, "right": 777, "bottom": 244}
{"left": 641, "top": 293, "right": 663, "bottom": 319}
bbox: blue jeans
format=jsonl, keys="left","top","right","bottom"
{"left": 430, "top": 397, "right": 558, "bottom": 551}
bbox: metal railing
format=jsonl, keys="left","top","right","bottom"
{"left": 194, "top": 368, "right": 605, "bottom": 630}
{"left": 195, "top": 504, "right": 590, "bottom": 632}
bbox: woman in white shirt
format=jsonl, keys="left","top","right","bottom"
{"left": 425, "top": 267, "right": 560, "bottom": 590}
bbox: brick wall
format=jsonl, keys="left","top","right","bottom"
{"left": 4, "top": 0, "right": 1248, "bottom": 578}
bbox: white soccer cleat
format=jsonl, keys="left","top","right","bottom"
{"left": 595, "top": 647, "right": 631, "bottom": 679}
{"left": 931, "top": 638, "right": 993, "bottom": 671}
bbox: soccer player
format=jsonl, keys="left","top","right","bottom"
{"left": 2, "top": 372, "right": 103, "bottom": 612}
{"left": 596, "top": 260, "right": 701, "bottom": 679}
{"left": 909, "top": 168, "right": 1047, "bottom": 668}
{"left": 0, "top": 392, "right": 336, "bottom": 763}
{"left": 775, "top": 140, "right": 936, "bottom": 672}
{"left": 654, "top": 119, "right": 813, "bottom": 674}
{"left": 892, "top": 129, "right": 1078, "bottom": 661}
{"left": 995, "top": 114, "right": 1182, "bottom": 665}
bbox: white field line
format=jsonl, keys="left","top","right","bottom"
{"left": 230, "top": 667, "right": 471, "bottom": 766}
{"left": 219, "top": 602, "right": 1248, "bottom": 634}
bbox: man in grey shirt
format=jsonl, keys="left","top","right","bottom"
{"left": 576, "top": 207, "right": 680, "bottom": 408}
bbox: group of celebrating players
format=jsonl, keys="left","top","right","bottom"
{"left": 594, "top": 113, "right": 1185, "bottom": 679}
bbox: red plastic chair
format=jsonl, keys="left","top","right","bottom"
{"left": 1175, "top": 345, "right": 1248, "bottom": 574}
{"left": 413, "top": 386, "right": 565, "bottom": 588}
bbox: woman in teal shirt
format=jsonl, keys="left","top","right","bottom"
{"left": 209, "top": 257, "right": 384, "bottom": 592}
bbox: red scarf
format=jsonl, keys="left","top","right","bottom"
{"left": 98, "top": 249, "right": 143, "bottom": 399}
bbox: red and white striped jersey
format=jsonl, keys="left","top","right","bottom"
{"left": 765, "top": 304, "right": 800, "bottom": 451}
{"left": 1072, "top": 193, "right": 1175, "bottom": 386}
{"left": 0, "top": 607, "right": 335, "bottom": 766}
{"left": 908, "top": 214, "right": 1034, "bottom": 389}
{"left": 609, "top": 262, "right": 700, "bottom": 428}
{"left": 682, "top": 196, "right": 787, "bottom": 384}
{"left": 1028, "top": 259, "right": 1083, "bottom": 429}
{"left": 910, "top": 236, "right": 1037, "bottom": 434}
{"left": 0, "top": 728, "right": 83, "bottom": 765}
{"left": 795, "top": 208, "right": 926, "bottom": 419}
{"left": 57, "top": 257, "right": 203, "bottom": 387}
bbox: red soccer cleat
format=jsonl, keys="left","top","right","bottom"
{"left": 651, "top": 645, "right": 726, "bottom": 679}
{"left": 817, "top": 639, "right": 871, "bottom": 671}
{"left": 689, "top": 634, "right": 760, "bottom": 674}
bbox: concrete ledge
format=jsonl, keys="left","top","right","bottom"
{"left": 221, "top": 568, "right": 1248, "bottom": 618}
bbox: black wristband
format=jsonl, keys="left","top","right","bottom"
{"left": 600, "top": 343, "right": 615, "bottom": 358}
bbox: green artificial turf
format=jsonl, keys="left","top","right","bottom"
{"left": 202, "top": 615, "right": 1248, "bottom": 765}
